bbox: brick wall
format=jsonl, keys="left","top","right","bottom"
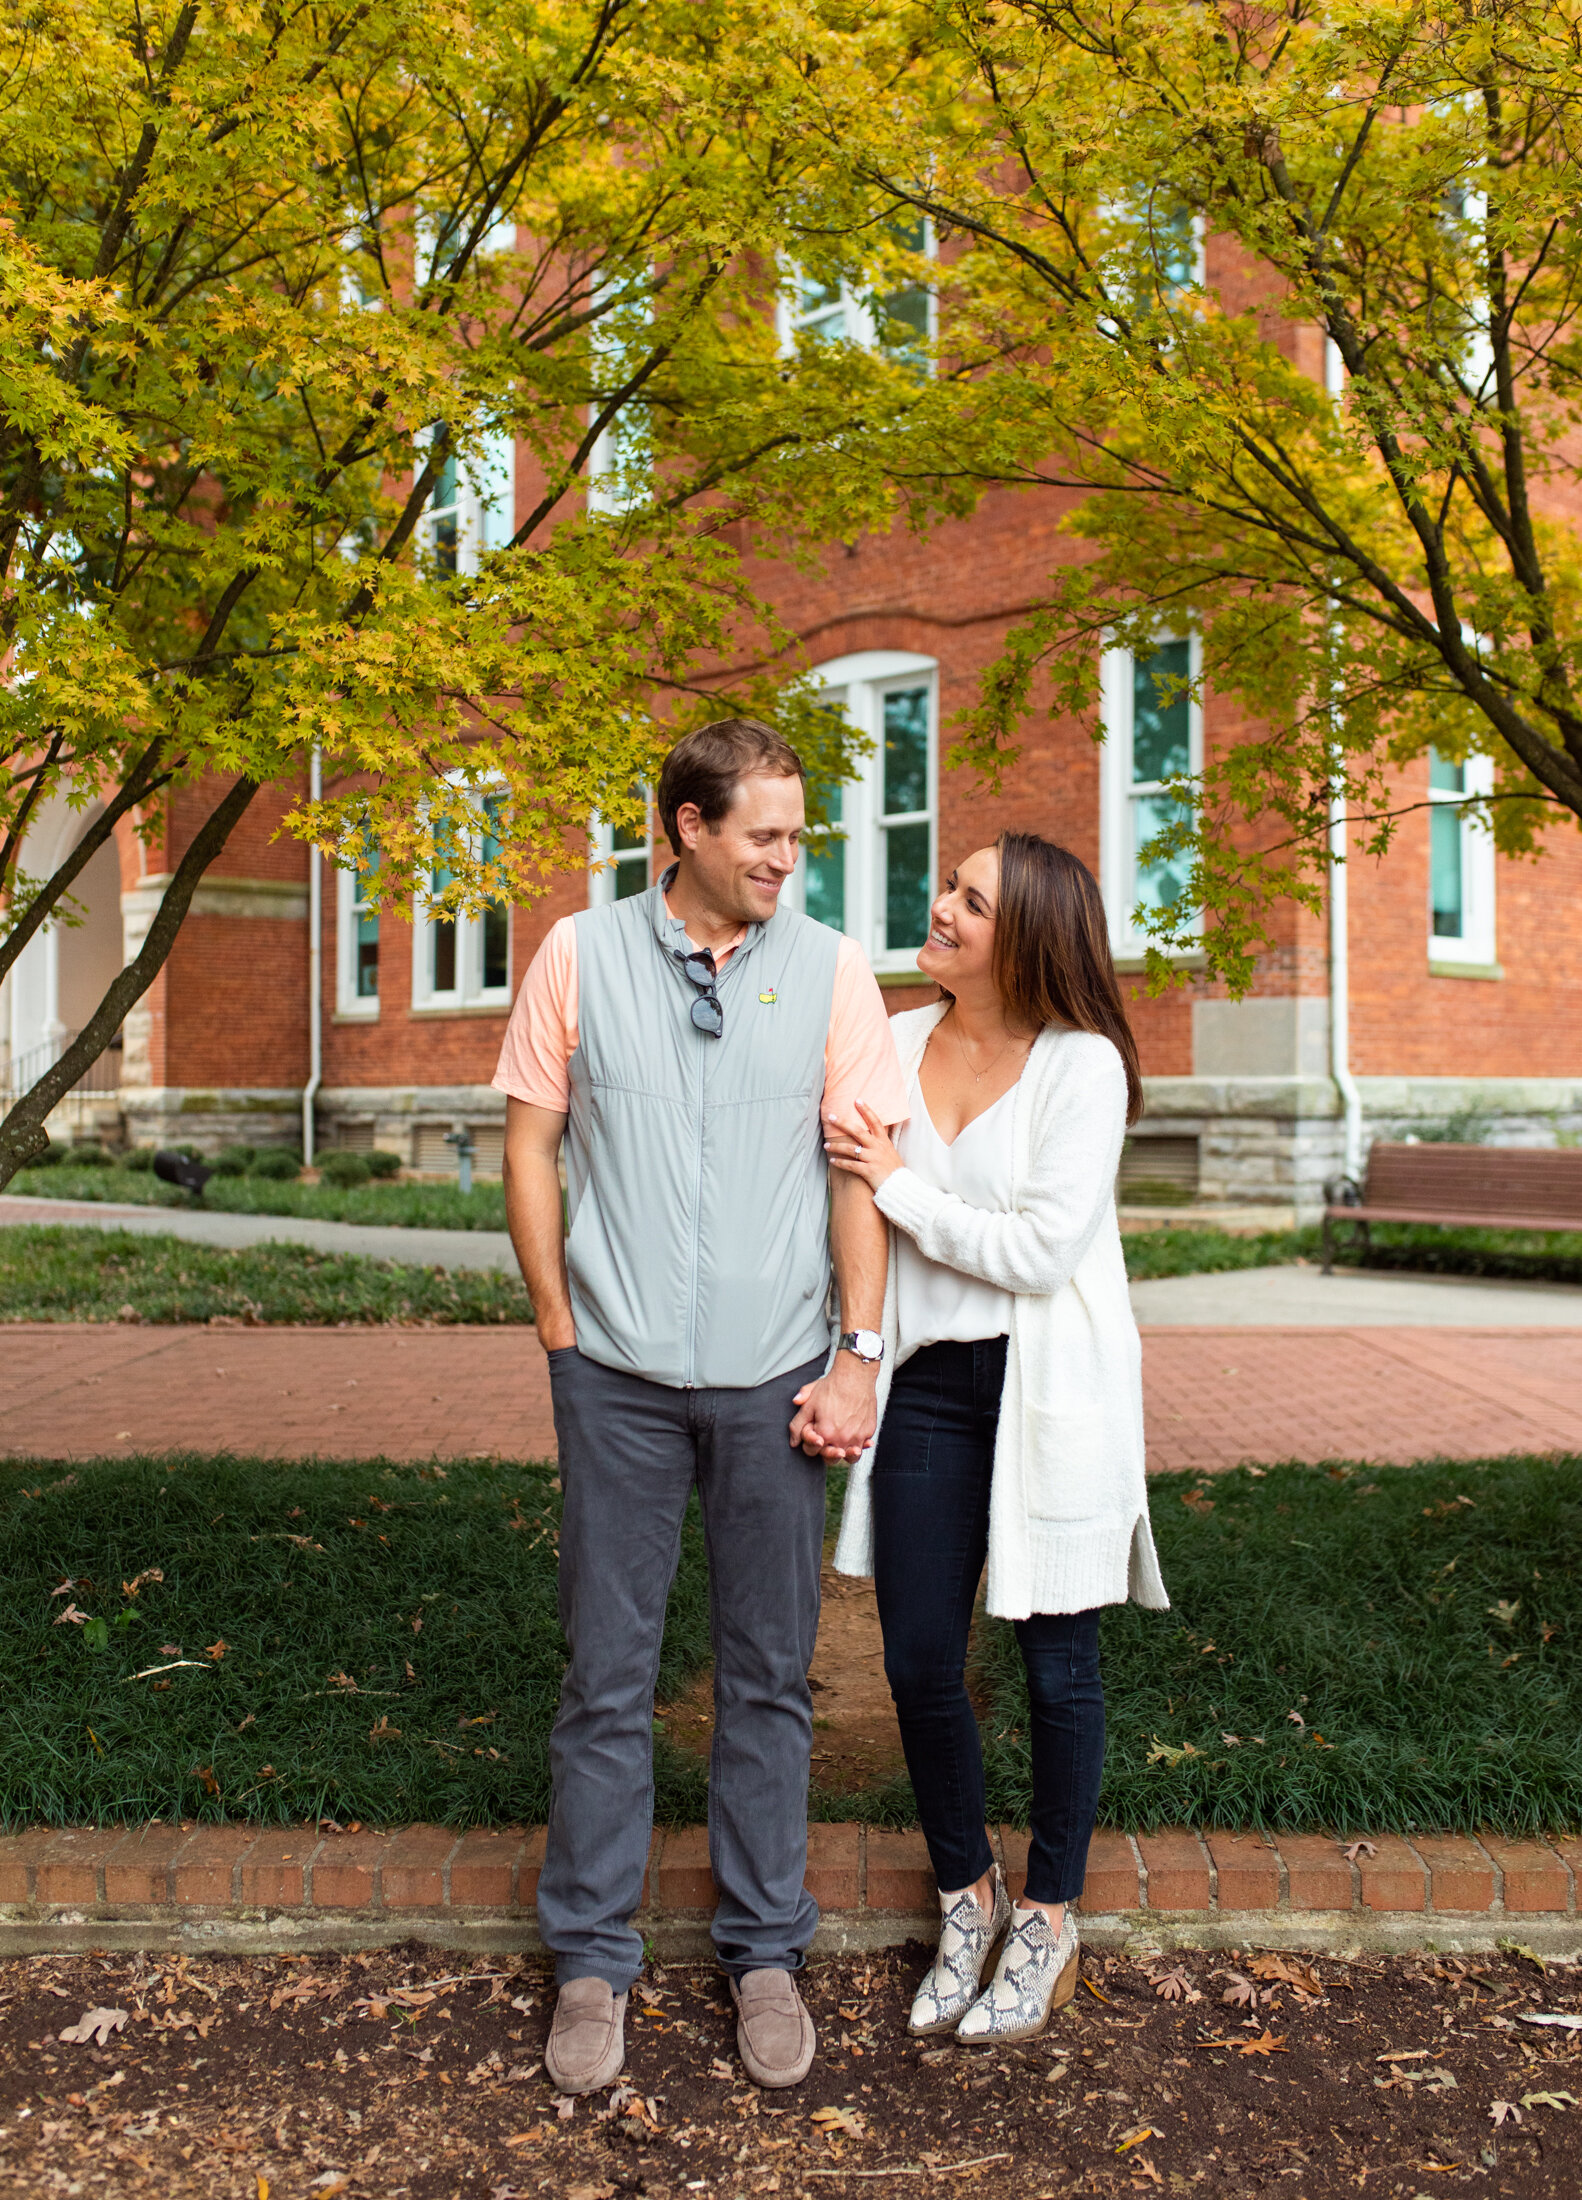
{"left": 133, "top": 483, "right": 1582, "bottom": 1107}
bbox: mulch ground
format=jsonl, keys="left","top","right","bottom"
{"left": 3, "top": 1941, "right": 1579, "bottom": 2198}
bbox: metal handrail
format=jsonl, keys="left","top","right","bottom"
{"left": 0, "top": 1030, "right": 123, "bottom": 1111}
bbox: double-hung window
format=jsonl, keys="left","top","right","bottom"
{"left": 1427, "top": 749, "right": 1496, "bottom": 967}
{"left": 779, "top": 216, "right": 935, "bottom": 376}
{"left": 794, "top": 650, "right": 937, "bottom": 975}
{"left": 335, "top": 833, "right": 381, "bottom": 1019}
{"left": 588, "top": 792, "right": 655, "bottom": 904}
{"left": 413, "top": 791, "right": 512, "bottom": 1011}
{"left": 418, "top": 426, "right": 515, "bottom": 576}
{"left": 1100, "top": 638, "right": 1202, "bottom": 955}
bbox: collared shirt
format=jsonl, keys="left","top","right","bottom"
{"left": 494, "top": 904, "right": 909, "bottom": 1130}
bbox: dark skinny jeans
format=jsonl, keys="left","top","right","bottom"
{"left": 872, "top": 1336, "right": 1105, "bottom": 1906}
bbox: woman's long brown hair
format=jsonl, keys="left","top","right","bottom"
{"left": 989, "top": 832, "right": 1144, "bottom": 1125}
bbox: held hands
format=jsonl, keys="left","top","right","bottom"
{"left": 788, "top": 1351, "right": 879, "bottom": 1464}
{"left": 823, "top": 1100, "right": 903, "bottom": 1192}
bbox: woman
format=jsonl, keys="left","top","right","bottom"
{"left": 823, "top": 832, "right": 1167, "bottom": 2045}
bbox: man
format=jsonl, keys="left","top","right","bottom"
{"left": 495, "top": 718, "right": 908, "bottom": 2096}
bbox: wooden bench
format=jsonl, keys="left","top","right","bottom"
{"left": 1323, "top": 1141, "right": 1582, "bottom": 1272}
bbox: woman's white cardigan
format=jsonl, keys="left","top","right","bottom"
{"left": 833, "top": 1002, "right": 1169, "bottom": 1621}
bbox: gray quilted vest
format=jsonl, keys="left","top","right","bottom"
{"left": 565, "top": 873, "right": 842, "bottom": 1389}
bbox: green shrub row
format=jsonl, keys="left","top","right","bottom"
{"left": 25, "top": 1138, "right": 402, "bottom": 1187}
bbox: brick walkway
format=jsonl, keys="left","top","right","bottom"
{"left": 2, "top": 1820, "right": 1579, "bottom": 1959}
{"left": 3, "top": 1322, "right": 1578, "bottom": 1468}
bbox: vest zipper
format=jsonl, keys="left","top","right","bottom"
{"left": 682, "top": 936, "right": 756, "bottom": 1388}
{"left": 685, "top": 1015, "right": 705, "bottom": 1388}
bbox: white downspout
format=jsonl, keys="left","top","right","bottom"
{"left": 1328, "top": 777, "right": 1363, "bottom": 1181}
{"left": 302, "top": 745, "right": 322, "bottom": 1163}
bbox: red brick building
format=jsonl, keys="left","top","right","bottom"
{"left": 8, "top": 282, "right": 1582, "bottom": 1210}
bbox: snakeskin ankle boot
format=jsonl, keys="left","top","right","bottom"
{"left": 955, "top": 1902, "right": 1080, "bottom": 2044}
{"left": 907, "top": 1866, "right": 1012, "bottom": 2038}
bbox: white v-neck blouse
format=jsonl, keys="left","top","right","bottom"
{"left": 893, "top": 1064, "right": 1017, "bottom": 1364}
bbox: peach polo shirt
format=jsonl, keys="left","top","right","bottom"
{"left": 493, "top": 909, "right": 909, "bottom": 1130}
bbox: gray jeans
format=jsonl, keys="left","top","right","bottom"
{"left": 537, "top": 1344, "right": 828, "bottom": 1990}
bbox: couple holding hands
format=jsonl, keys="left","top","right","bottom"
{"left": 495, "top": 718, "right": 1167, "bottom": 2097}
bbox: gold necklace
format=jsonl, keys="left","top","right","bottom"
{"left": 947, "top": 1004, "right": 1027, "bottom": 1083}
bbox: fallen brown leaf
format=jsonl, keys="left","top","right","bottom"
{"left": 1147, "top": 1967, "right": 1199, "bottom": 2004}
{"left": 58, "top": 2007, "right": 128, "bottom": 2047}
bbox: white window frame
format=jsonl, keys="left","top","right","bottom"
{"left": 789, "top": 648, "right": 938, "bottom": 977}
{"left": 416, "top": 425, "right": 515, "bottom": 577}
{"left": 776, "top": 218, "right": 937, "bottom": 368}
{"left": 411, "top": 782, "right": 514, "bottom": 1012}
{"left": 588, "top": 795, "right": 657, "bottom": 906}
{"left": 1100, "top": 636, "right": 1204, "bottom": 957}
{"left": 335, "top": 850, "right": 381, "bottom": 1020}
{"left": 1427, "top": 749, "right": 1497, "bottom": 967}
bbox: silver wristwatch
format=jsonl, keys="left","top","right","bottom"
{"left": 838, "top": 1328, "right": 884, "bottom": 1365}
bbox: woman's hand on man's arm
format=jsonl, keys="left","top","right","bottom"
{"left": 823, "top": 1099, "right": 904, "bottom": 1192}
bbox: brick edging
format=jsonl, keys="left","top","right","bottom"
{"left": 1, "top": 1821, "right": 1578, "bottom": 1943}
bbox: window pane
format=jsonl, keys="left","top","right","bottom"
{"left": 350, "top": 832, "right": 379, "bottom": 998}
{"left": 797, "top": 270, "right": 843, "bottom": 317}
{"left": 803, "top": 782, "right": 845, "bottom": 932}
{"left": 430, "top": 445, "right": 458, "bottom": 574}
{"left": 431, "top": 916, "right": 456, "bottom": 993}
{"left": 876, "top": 284, "right": 930, "bottom": 373}
{"left": 612, "top": 819, "right": 647, "bottom": 853}
{"left": 355, "top": 906, "right": 379, "bottom": 998}
{"left": 1431, "top": 804, "right": 1464, "bottom": 937}
{"left": 1132, "top": 793, "right": 1193, "bottom": 914}
{"left": 1132, "top": 643, "right": 1191, "bottom": 784}
{"left": 429, "top": 831, "right": 456, "bottom": 992}
{"left": 1154, "top": 205, "right": 1198, "bottom": 296}
{"left": 1429, "top": 750, "right": 1466, "bottom": 793}
{"left": 614, "top": 853, "right": 648, "bottom": 900}
{"left": 882, "top": 685, "right": 930, "bottom": 816}
{"left": 482, "top": 902, "right": 509, "bottom": 990}
{"left": 885, "top": 819, "right": 932, "bottom": 951}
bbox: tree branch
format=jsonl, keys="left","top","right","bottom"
{"left": 0, "top": 739, "right": 173, "bottom": 994}
{"left": 0, "top": 772, "right": 258, "bottom": 1187}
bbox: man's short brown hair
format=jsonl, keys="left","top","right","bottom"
{"left": 656, "top": 718, "right": 804, "bottom": 856}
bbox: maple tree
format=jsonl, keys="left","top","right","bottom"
{"left": 0, "top": 0, "right": 927, "bottom": 1184}
{"left": 791, "top": 0, "right": 1582, "bottom": 987}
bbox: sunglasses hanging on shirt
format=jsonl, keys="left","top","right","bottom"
{"left": 676, "top": 948, "right": 724, "bottom": 1038}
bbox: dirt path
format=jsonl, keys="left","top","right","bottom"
{"left": 3, "top": 1941, "right": 1577, "bottom": 2196}
{"left": 659, "top": 1565, "right": 911, "bottom": 1791}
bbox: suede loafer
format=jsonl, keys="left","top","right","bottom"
{"left": 730, "top": 1968, "right": 816, "bottom": 2089}
{"left": 545, "top": 1977, "right": 628, "bottom": 2095}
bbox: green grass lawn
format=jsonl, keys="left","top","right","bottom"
{"left": 5, "top": 1449, "right": 1577, "bottom": 1835}
{"left": 980, "top": 1452, "right": 1582, "bottom": 1837}
{"left": 0, "top": 1452, "right": 708, "bottom": 1829}
{"left": 8, "top": 1164, "right": 509, "bottom": 1230}
{"left": 0, "top": 1225, "right": 530, "bottom": 1325}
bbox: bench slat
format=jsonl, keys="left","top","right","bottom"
{"left": 1357, "top": 1142, "right": 1582, "bottom": 1225}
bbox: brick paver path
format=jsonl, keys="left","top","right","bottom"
{"left": 2, "top": 1321, "right": 1577, "bottom": 1466}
